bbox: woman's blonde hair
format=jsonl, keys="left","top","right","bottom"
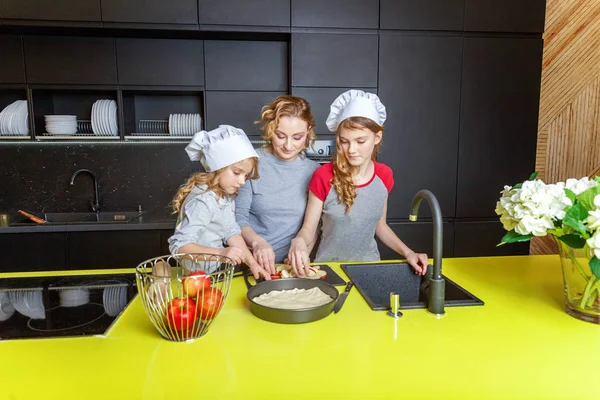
{"left": 332, "top": 117, "right": 384, "bottom": 214}
{"left": 256, "top": 95, "right": 317, "bottom": 155}
{"left": 171, "top": 157, "right": 259, "bottom": 214}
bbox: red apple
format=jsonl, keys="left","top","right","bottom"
{"left": 182, "top": 271, "right": 211, "bottom": 298}
{"left": 166, "top": 297, "right": 198, "bottom": 331}
{"left": 198, "top": 287, "right": 224, "bottom": 320}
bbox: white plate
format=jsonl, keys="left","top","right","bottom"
{"left": 108, "top": 100, "right": 118, "bottom": 136}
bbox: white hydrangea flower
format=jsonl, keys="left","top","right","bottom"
{"left": 495, "top": 179, "right": 572, "bottom": 236}
{"left": 594, "top": 194, "right": 600, "bottom": 208}
{"left": 586, "top": 209, "right": 600, "bottom": 231}
{"left": 565, "top": 177, "right": 599, "bottom": 195}
{"left": 586, "top": 230, "right": 600, "bottom": 259}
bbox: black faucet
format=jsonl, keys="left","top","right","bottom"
{"left": 70, "top": 169, "right": 101, "bottom": 212}
{"left": 409, "top": 190, "right": 445, "bottom": 316}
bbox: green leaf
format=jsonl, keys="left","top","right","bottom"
{"left": 557, "top": 234, "right": 587, "bottom": 249}
{"left": 528, "top": 172, "right": 539, "bottom": 181}
{"left": 500, "top": 230, "right": 534, "bottom": 245}
{"left": 594, "top": 176, "right": 600, "bottom": 184}
{"left": 512, "top": 183, "right": 522, "bottom": 189}
{"left": 576, "top": 185, "right": 600, "bottom": 211}
{"left": 590, "top": 257, "right": 600, "bottom": 280}
{"left": 563, "top": 203, "right": 589, "bottom": 236}
{"left": 564, "top": 188, "right": 576, "bottom": 204}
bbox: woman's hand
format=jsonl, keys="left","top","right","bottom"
{"left": 219, "top": 247, "right": 244, "bottom": 265}
{"left": 288, "top": 238, "right": 312, "bottom": 277}
{"left": 248, "top": 261, "right": 271, "bottom": 280}
{"left": 251, "top": 239, "right": 276, "bottom": 275}
{"left": 405, "top": 251, "right": 429, "bottom": 275}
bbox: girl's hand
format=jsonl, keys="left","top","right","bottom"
{"left": 248, "top": 262, "right": 271, "bottom": 280}
{"left": 220, "top": 247, "right": 244, "bottom": 265}
{"left": 405, "top": 251, "right": 429, "bottom": 275}
{"left": 288, "top": 238, "right": 311, "bottom": 277}
{"left": 251, "top": 239, "right": 276, "bottom": 275}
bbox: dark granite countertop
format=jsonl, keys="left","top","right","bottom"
{"left": 0, "top": 211, "right": 177, "bottom": 233}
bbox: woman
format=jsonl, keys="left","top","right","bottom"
{"left": 235, "top": 95, "right": 320, "bottom": 273}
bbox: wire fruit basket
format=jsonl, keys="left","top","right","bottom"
{"left": 136, "top": 253, "right": 235, "bottom": 342}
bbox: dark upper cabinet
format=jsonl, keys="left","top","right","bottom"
{"left": 464, "top": 0, "right": 546, "bottom": 33}
{"left": 378, "top": 34, "right": 462, "bottom": 220}
{"left": 101, "top": 0, "right": 197, "bottom": 24}
{"left": 456, "top": 38, "right": 543, "bottom": 219}
{"left": 0, "top": 233, "right": 68, "bottom": 272}
{"left": 379, "top": 0, "right": 464, "bottom": 31}
{"left": 198, "top": 0, "right": 290, "bottom": 27}
{"left": 377, "top": 221, "right": 454, "bottom": 260}
{"left": 291, "top": 87, "right": 376, "bottom": 136}
{"left": 68, "top": 231, "right": 163, "bottom": 270}
{"left": 292, "top": 33, "right": 378, "bottom": 87}
{"left": 454, "top": 221, "right": 530, "bottom": 257}
{"left": 1, "top": 0, "right": 101, "bottom": 22}
{"left": 291, "top": 0, "right": 378, "bottom": 29}
{"left": 204, "top": 41, "right": 287, "bottom": 91}
{"left": 117, "top": 39, "right": 204, "bottom": 86}
{"left": 24, "top": 36, "right": 117, "bottom": 85}
{"left": 205, "top": 91, "right": 286, "bottom": 136}
{"left": 0, "top": 35, "right": 25, "bottom": 84}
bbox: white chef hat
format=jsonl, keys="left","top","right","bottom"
{"left": 185, "top": 125, "right": 259, "bottom": 172}
{"left": 326, "top": 89, "right": 387, "bottom": 132}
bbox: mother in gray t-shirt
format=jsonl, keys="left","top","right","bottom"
{"left": 235, "top": 95, "right": 320, "bottom": 274}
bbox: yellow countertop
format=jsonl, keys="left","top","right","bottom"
{"left": 2, "top": 255, "right": 600, "bottom": 400}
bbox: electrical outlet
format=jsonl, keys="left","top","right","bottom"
{"left": 306, "top": 139, "right": 335, "bottom": 157}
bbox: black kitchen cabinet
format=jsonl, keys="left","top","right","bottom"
{"left": 1, "top": 0, "right": 101, "bottom": 22}
{"left": 0, "top": 35, "right": 25, "bottom": 84}
{"left": 454, "top": 221, "right": 530, "bottom": 257}
{"left": 23, "top": 36, "right": 117, "bottom": 85}
{"left": 292, "top": 33, "right": 378, "bottom": 88}
{"left": 116, "top": 39, "right": 204, "bottom": 86}
{"left": 198, "top": 0, "right": 290, "bottom": 27}
{"left": 101, "top": 0, "right": 197, "bottom": 25}
{"left": 291, "top": 87, "right": 376, "bottom": 136}
{"left": 205, "top": 91, "right": 286, "bottom": 136}
{"left": 379, "top": 0, "right": 464, "bottom": 31}
{"left": 204, "top": 41, "right": 287, "bottom": 91}
{"left": 464, "top": 0, "right": 546, "bottom": 33}
{"left": 291, "top": 0, "right": 378, "bottom": 29}
{"left": 160, "top": 230, "right": 172, "bottom": 255}
{"left": 1, "top": 233, "right": 68, "bottom": 272}
{"left": 68, "top": 231, "right": 163, "bottom": 270}
{"left": 377, "top": 221, "right": 454, "bottom": 260}
{"left": 378, "top": 34, "right": 462, "bottom": 220}
{"left": 456, "top": 38, "right": 543, "bottom": 219}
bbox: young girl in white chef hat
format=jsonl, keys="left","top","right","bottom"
{"left": 167, "top": 124, "right": 270, "bottom": 280}
{"left": 288, "top": 90, "right": 429, "bottom": 276}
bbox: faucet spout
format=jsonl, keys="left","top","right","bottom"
{"left": 70, "top": 169, "right": 101, "bottom": 212}
{"left": 409, "top": 189, "right": 445, "bottom": 316}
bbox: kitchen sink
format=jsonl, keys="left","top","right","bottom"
{"left": 11, "top": 211, "right": 145, "bottom": 225}
{"left": 341, "top": 262, "right": 484, "bottom": 310}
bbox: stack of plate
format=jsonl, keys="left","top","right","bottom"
{"left": 59, "top": 288, "right": 90, "bottom": 307}
{"left": 45, "top": 115, "right": 77, "bottom": 135}
{"left": 0, "top": 100, "right": 29, "bottom": 136}
{"left": 103, "top": 286, "right": 127, "bottom": 317}
{"left": 0, "top": 291, "right": 15, "bottom": 321}
{"left": 91, "top": 99, "right": 118, "bottom": 136}
{"left": 8, "top": 290, "right": 45, "bottom": 320}
{"left": 168, "top": 113, "right": 201, "bottom": 136}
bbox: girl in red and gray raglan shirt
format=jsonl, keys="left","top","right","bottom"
{"left": 309, "top": 161, "right": 393, "bottom": 262}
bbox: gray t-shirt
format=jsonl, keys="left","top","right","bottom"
{"left": 309, "top": 162, "right": 394, "bottom": 262}
{"left": 235, "top": 147, "right": 320, "bottom": 262}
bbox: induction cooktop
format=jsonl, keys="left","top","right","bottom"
{"left": 0, "top": 273, "right": 137, "bottom": 340}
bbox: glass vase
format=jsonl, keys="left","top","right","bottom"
{"left": 556, "top": 238, "right": 600, "bottom": 323}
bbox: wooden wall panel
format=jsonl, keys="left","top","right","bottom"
{"left": 532, "top": 0, "right": 600, "bottom": 254}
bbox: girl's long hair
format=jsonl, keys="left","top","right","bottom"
{"left": 171, "top": 158, "right": 259, "bottom": 214}
{"left": 256, "top": 95, "right": 317, "bottom": 155}
{"left": 332, "top": 117, "right": 383, "bottom": 214}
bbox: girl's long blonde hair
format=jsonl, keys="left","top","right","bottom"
{"left": 332, "top": 117, "right": 384, "bottom": 214}
{"left": 256, "top": 95, "right": 317, "bottom": 155}
{"left": 171, "top": 158, "right": 259, "bottom": 214}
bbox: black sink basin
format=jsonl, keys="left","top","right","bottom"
{"left": 341, "top": 262, "right": 484, "bottom": 310}
{"left": 11, "top": 211, "right": 144, "bottom": 226}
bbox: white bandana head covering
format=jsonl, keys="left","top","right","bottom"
{"left": 185, "top": 125, "right": 259, "bottom": 172}
{"left": 325, "top": 89, "right": 387, "bottom": 132}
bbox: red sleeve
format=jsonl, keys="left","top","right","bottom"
{"left": 308, "top": 163, "right": 334, "bottom": 201}
{"left": 374, "top": 162, "right": 394, "bottom": 193}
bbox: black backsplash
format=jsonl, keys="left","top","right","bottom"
{"left": 0, "top": 142, "right": 197, "bottom": 214}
